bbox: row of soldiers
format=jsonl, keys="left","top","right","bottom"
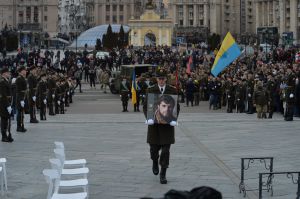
{"left": 0, "top": 66, "right": 75, "bottom": 142}
{"left": 183, "top": 70, "right": 298, "bottom": 121}
{"left": 119, "top": 73, "right": 156, "bottom": 112}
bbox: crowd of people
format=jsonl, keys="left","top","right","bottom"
{"left": 0, "top": 45, "right": 299, "bottom": 142}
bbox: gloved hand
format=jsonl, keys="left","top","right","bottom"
{"left": 228, "top": 95, "right": 231, "bottom": 98}
{"left": 248, "top": 94, "right": 251, "bottom": 97}
{"left": 20, "top": 100, "right": 25, "bottom": 107}
{"left": 146, "top": 119, "right": 154, "bottom": 125}
{"left": 290, "top": 93, "right": 294, "bottom": 98}
{"left": 170, "top": 121, "right": 177, "bottom": 126}
{"left": 120, "top": 95, "right": 122, "bottom": 97}
{"left": 57, "top": 101, "right": 61, "bottom": 105}
{"left": 62, "top": 98, "right": 65, "bottom": 102}
{"left": 7, "top": 106, "right": 12, "bottom": 114}
{"left": 32, "top": 96, "right": 36, "bottom": 101}
{"left": 43, "top": 99, "right": 47, "bottom": 105}
{"left": 52, "top": 94, "right": 55, "bottom": 99}
{"left": 67, "top": 92, "right": 70, "bottom": 95}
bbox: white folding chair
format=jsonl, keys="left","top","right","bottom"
{"left": 0, "top": 166, "right": 3, "bottom": 196}
{"left": 51, "top": 153, "right": 89, "bottom": 178}
{"left": 54, "top": 142, "right": 86, "bottom": 167}
{"left": 0, "top": 158, "right": 7, "bottom": 191}
{"left": 49, "top": 159, "right": 88, "bottom": 194}
{"left": 43, "top": 169, "right": 87, "bottom": 199}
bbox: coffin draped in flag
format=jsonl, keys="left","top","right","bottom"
{"left": 211, "top": 32, "right": 241, "bottom": 77}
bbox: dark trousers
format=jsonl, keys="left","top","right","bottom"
{"left": 40, "top": 103, "right": 47, "bottom": 120}
{"left": 60, "top": 99, "right": 65, "bottom": 114}
{"left": 150, "top": 144, "right": 171, "bottom": 168}
{"left": 285, "top": 105, "right": 294, "bottom": 121}
{"left": 90, "top": 77, "right": 96, "bottom": 87}
{"left": 17, "top": 108, "right": 24, "bottom": 129}
{"left": 134, "top": 95, "right": 140, "bottom": 111}
{"left": 49, "top": 102, "right": 55, "bottom": 115}
{"left": 1, "top": 117, "right": 8, "bottom": 138}
{"left": 122, "top": 100, "right": 128, "bottom": 111}
{"left": 75, "top": 79, "right": 82, "bottom": 92}
{"left": 29, "top": 103, "right": 37, "bottom": 120}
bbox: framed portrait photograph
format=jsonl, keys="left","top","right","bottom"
{"left": 147, "top": 94, "right": 178, "bottom": 124}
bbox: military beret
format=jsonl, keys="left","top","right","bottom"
{"left": 17, "top": 66, "right": 26, "bottom": 73}
{"left": 156, "top": 69, "right": 167, "bottom": 77}
{"left": 0, "top": 67, "right": 9, "bottom": 74}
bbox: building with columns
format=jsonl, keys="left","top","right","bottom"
{"left": 255, "top": 0, "right": 300, "bottom": 44}
{"left": 90, "top": 0, "right": 144, "bottom": 26}
{"left": 168, "top": 0, "right": 247, "bottom": 38}
{"left": 0, "top": 0, "right": 58, "bottom": 36}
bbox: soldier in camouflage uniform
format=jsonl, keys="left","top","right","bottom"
{"left": 235, "top": 78, "right": 246, "bottom": 113}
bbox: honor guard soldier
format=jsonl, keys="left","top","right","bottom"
{"left": 64, "top": 77, "right": 70, "bottom": 107}
{"left": 0, "top": 68, "right": 14, "bottom": 142}
{"left": 143, "top": 69, "right": 180, "bottom": 184}
{"left": 120, "top": 77, "right": 130, "bottom": 112}
{"left": 27, "top": 66, "right": 39, "bottom": 123}
{"left": 55, "top": 79, "right": 61, "bottom": 115}
{"left": 16, "top": 66, "right": 27, "bottom": 132}
{"left": 47, "top": 72, "right": 57, "bottom": 116}
{"left": 59, "top": 78, "right": 66, "bottom": 114}
{"left": 284, "top": 69, "right": 296, "bottom": 121}
{"left": 246, "top": 73, "right": 255, "bottom": 114}
{"left": 36, "top": 73, "right": 48, "bottom": 120}
{"left": 134, "top": 76, "right": 142, "bottom": 112}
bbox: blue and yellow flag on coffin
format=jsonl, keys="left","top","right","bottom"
{"left": 131, "top": 70, "right": 137, "bottom": 105}
{"left": 211, "top": 32, "right": 241, "bottom": 77}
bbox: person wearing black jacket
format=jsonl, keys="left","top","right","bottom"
{"left": 15, "top": 66, "right": 27, "bottom": 132}
{"left": 27, "top": 66, "right": 39, "bottom": 123}
{"left": 0, "top": 68, "right": 14, "bottom": 142}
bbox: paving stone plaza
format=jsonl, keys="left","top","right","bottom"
{"left": 1, "top": 84, "right": 300, "bottom": 199}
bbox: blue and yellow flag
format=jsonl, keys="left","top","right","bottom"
{"left": 211, "top": 32, "right": 241, "bottom": 77}
{"left": 131, "top": 70, "right": 137, "bottom": 105}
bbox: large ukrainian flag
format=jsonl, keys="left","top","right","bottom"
{"left": 211, "top": 32, "right": 241, "bottom": 77}
{"left": 131, "top": 70, "right": 137, "bottom": 105}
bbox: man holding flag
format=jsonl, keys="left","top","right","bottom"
{"left": 211, "top": 32, "right": 241, "bottom": 77}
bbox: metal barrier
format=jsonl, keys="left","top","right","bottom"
{"left": 259, "top": 171, "right": 300, "bottom": 199}
{"left": 239, "top": 157, "right": 274, "bottom": 197}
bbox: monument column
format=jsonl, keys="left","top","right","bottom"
{"left": 183, "top": 4, "right": 187, "bottom": 26}
{"left": 193, "top": 4, "right": 197, "bottom": 27}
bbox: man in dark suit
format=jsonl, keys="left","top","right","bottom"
{"left": 143, "top": 69, "right": 180, "bottom": 184}
{"left": 16, "top": 66, "right": 28, "bottom": 132}
{"left": 0, "top": 68, "right": 14, "bottom": 142}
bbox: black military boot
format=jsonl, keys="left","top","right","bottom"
{"left": 30, "top": 118, "right": 39, "bottom": 123}
{"left": 152, "top": 160, "right": 159, "bottom": 175}
{"left": 7, "top": 133, "right": 14, "bottom": 142}
{"left": 1, "top": 132, "right": 9, "bottom": 142}
{"left": 160, "top": 168, "right": 167, "bottom": 184}
{"left": 262, "top": 113, "right": 267, "bottom": 119}
{"left": 268, "top": 112, "right": 273, "bottom": 119}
